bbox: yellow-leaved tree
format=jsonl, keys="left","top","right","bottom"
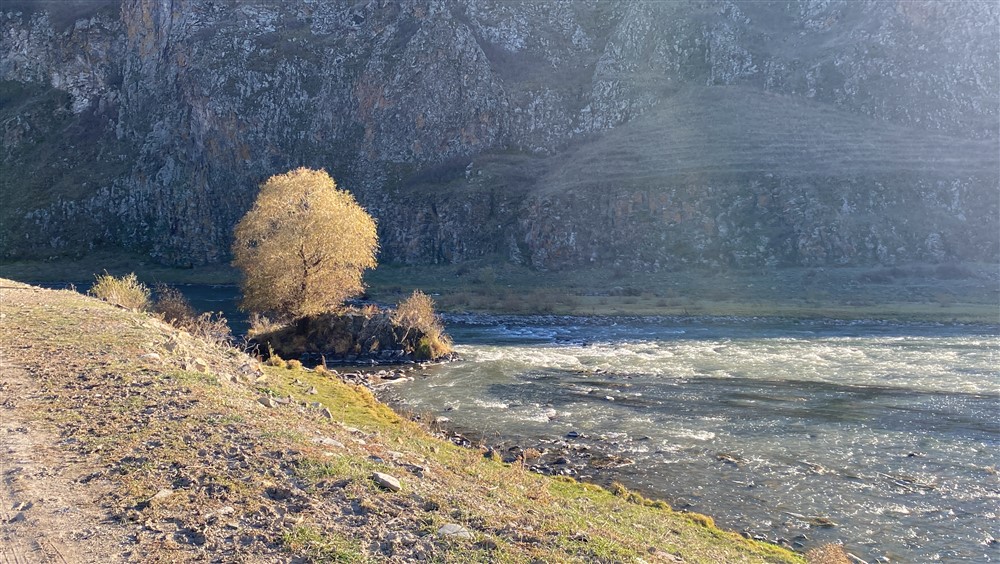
{"left": 232, "top": 168, "right": 378, "bottom": 318}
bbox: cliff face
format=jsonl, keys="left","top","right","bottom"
{"left": 2, "top": 0, "right": 997, "bottom": 269}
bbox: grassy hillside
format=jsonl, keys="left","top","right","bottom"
{"left": 0, "top": 279, "right": 807, "bottom": 562}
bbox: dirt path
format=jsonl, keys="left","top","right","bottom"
{"left": 0, "top": 364, "right": 125, "bottom": 564}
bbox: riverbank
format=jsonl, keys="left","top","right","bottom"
{"left": 3, "top": 254, "right": 995, "bottom": 323}
{"left": 0, "top": 279, "right": 807, "bottom": 562}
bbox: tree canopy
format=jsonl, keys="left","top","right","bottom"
{"left": 232, "top": 168, "right": 378, "bottom": 318}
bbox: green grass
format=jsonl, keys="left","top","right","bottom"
{"left": 0, "top": 250, "right": 239, "bottom": 285}
{"left": 5, "top": 252, "right": 994, "bottom": 323}
{"left": 282, "top": 526, "right": 367, "bottom": 563}
{"left": 366, "top": 261, "right": 999, "bottom": 323}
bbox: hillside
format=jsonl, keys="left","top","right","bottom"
{"left": 1, "top": 0, "right": 997, "bottom": 269}
{"left": 0, "top": 279, "right": 806, "bottom": 563}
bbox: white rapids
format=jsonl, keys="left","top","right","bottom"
{"left": 390, "top": 315, "right": 1000, "bottom": 562}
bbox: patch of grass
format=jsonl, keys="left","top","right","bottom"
{"left": 264, "top": 365, "right": 414, "bottom": 434}
{"left": 366, "top": 262, "right": 999, "bottom": 323}
{"left": 281, "top": 525, "right": 366, "bottom": 563}
{"left": 0, "top": 250, "right": 238, "bottom": 285}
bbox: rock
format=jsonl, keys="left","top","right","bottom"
{"left": 371, "top": 472, "right": 401, "bottom": 492}
{"left": 437, "top": 523, "right": 473, "bottom": 539}
{"left": 140, "top": 353, "right": 161, "bottom": 362}
{"left": 312, "top": 437, "right": 344, "bottom": 448}
{"left": 307, "top": 386, "right": 318, "bottom": 394}
{"left": 434, "top": 416, "right": 450, "bottom": 424}
{"left": 566, "top": 431, "right": 580, "bottom": 439}
{"left": 150, "top": 489, "right": 173, "bottom": 503}
{"left": 319, "top": 407, "right": 333, "bottom": 419}
{"left": 475, "top": 538, "right": 498, "bottom": 550}
{"left": 191, "top": 358, "right": 209, "bottom": 373}
{"left": 258, "top": 397, "right": 278, "bottom": 408}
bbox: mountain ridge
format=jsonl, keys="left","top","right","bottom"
{"left": 1, "top": 0, "right": 997, "bottom": 269}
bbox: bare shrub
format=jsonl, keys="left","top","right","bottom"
{"left": 152, "top": 284, "right": 232, "bottom": 347}
{"left": 153, "top": 284, "right": 196, "bottom": 325}
{"left": 393, "top": 290, "right": 452, "bottom": 359}
{"left": 187, "top": 311, "right": 233, "bottom": 347}
{"left": 248, "top": 313, "right": 286, "bottom": 337}
{"left": 88, "top": 272, "right": 150, "bottom": 311}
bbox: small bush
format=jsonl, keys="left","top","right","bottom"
{"left": 153, "top": 284, "right": 196, "bottom": 325}
{"left": 88, "top": 272, "right": 150, "bottom": 311}
{"left": 393, "top": 291, "right": 452, "bottom": 359}
{"left": 249, "top": 313, "right": 285, "bottom": 337}
{"left": 265, "top": 354, "right": 288, "bottom": 368}
{"left": 685, "top": 512, "right": 715, "bottom": 528}
{"left": 152, "top": 284, "right": 232, "bottom": 347}
{"left": 187, "top": 311, "right": 233, "bottom": 347}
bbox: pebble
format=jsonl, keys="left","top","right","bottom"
{"left": 258, "top": 397, "right": 277, "bottom": 408}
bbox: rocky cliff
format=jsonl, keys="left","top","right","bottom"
{"left": 2, "top": 0, "right": 997, "bottom": 269}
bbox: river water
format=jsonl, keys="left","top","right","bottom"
{"left": 389, "top": 315, "right": 999, "bottom": 562}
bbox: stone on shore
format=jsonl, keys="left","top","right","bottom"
{"left": 372, "top": 472, "right": 402, "bottom": 492}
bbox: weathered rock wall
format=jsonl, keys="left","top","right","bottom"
{"left": 1, "top": 0, "right": 997, "bottom": 268}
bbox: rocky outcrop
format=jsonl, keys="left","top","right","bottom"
{"left": 254, "top": 309, "right": 452, "bottom": 364}
{"left": 1, "top": 0, "right": 997, "bottom": 269}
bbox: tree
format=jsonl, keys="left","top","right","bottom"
{"left": 232, "top": 168, "right": 378, "bottom": 318}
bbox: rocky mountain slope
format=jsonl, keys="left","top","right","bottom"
{"left": 2, "top": 0, "right": 997, "bottom": 269}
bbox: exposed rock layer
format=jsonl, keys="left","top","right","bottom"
{"left": 2, "top": 0, "right": 997, "bottom": 269}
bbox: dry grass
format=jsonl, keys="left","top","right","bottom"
{"left": 151, "top": 284, "right": 233, "bottom": 347}
{"left": 392, "top": 290, "right": 453, "bottom": 359}
{"left": 87, "top": 271, "right": 150, "bottom": 311}
{"left": 804, "top": 543, "right": 852, "bottom": 564}
{"left": 152, "top": 283, "right": 196, "bottom": 324}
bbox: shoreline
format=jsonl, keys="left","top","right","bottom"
{"left": 2, "top": 255, "right": 997, "bottom": 324}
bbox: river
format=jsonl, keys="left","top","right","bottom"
{"left": 387, "top": 315, "right": 999, "bottom": 562}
